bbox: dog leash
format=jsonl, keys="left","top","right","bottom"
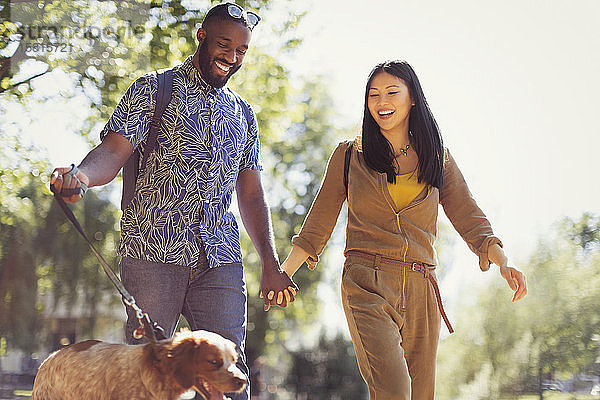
{"left": 50, "top": 169, "right": 166, "bottom": 343}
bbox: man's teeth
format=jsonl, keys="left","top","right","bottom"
{"left": 215, "top": 61, "right": 231, "bottom": 72}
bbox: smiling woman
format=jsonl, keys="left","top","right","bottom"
{"left": 362, "top": 61, "right": 444, "bottom": 190}
{"left": 277, "top": 59, "right": 527, "bottom": 399}
{"left": 367, "top": 74, "right": 414, "bottom": 139}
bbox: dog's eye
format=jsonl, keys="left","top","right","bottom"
{"left": 207, "top": 359, "right": 223, "bottom": 368}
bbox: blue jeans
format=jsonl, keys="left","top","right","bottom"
{"left": 119, "top": 256, "right": 249, "bottom": 400}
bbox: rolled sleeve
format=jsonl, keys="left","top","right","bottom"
{"left": 100, "top": 74, "right": 156, "bottom": 149}
{"left": 291, "top": 235, "right": 320, "bottom": 264}
{"left": 476, "top": 236, "right": 503, "bottom": 271}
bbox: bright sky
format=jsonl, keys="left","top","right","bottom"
{"left": 278, "top": 0, "right": 600, "bottom": 337}
{"left": 283, "top": 0, "right": 600, "bottom": 258}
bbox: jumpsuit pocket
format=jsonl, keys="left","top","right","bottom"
{"left": 342, "top": 258, "right": 405, "bottom": 314}
{"left": 342, "top": 261, "right": 387, "bottom": 305}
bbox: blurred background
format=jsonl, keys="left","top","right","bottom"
{"left": 1, "top": 0, "right": 599, "bottom": 399}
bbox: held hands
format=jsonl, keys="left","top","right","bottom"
{"left": 49, "top": 164, "right": 90, "bottom": 203}
{"left": 260, "top": 262, "right": 298, "bottom": 311}
{"left": 260, "top": 245, "right": 315, "bottom": 311}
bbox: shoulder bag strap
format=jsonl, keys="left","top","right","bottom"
{"left": 139, "top": 69, "right": 174, "bottom": 171}
{"left": 343, "top": 142, "right": 352, "bottom": 199}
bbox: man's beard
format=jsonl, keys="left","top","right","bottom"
{"left": 196, "top": 41, "right": 241, "bottom": 88}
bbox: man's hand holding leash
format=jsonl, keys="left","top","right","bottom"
{"left": 50, "top": 164, "right": 90, "bottom": 202}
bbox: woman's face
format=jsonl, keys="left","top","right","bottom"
{"left": 367, "top": 71, "right": 414, "bottom": 135}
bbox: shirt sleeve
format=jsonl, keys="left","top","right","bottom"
{"left": 100, "top": 73, "right": 157, "bottom": 149}
{"left": 291, "top": 141, "right": 350, "bottom": 265}
{"left": 238, "top": 100, "right": 262, "bottom": 172}
{"left": 439, "top": 148, "right": 503, "bottom": 271}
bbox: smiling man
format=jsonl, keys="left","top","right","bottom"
{"left": 48, "top": 3, "right": 297, "bottom": 400}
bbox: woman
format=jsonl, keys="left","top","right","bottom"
{"left": 269, "top": 60, "right": 527, "bottom": 399}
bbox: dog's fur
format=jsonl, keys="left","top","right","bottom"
{"left": 32, "top": 329, "right": 247, "bottom": 400}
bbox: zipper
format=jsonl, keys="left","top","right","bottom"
{"left": 382, "top": 176, "right": 412, "bottom": 261}
{"left": 384, "top": 190, "right": 409, "bottom": 310}
{"left": 382, "top": 177, "right": 432, "bottom": 311}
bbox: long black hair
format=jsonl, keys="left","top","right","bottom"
{"left": 361, "top": 60, "right": 444, "bottom": 189}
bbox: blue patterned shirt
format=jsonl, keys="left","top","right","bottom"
{"left": 101, "top": 56, "right": 262, "bottom": 268}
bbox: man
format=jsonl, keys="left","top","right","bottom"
{"left": 49, "top": 3, "right": 296, "bottom": 399}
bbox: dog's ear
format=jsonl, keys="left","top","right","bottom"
{"left": 170, "top": 337, "right": 198, "bottom": 389}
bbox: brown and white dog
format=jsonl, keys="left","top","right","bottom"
{"left": 32, "top": 329, "right": 247, "bottom": 400}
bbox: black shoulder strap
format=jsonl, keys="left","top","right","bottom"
{"left": 233, "top": 91, "right": 253, "bottom": 128}
{"left": 139, "top": 69, "right": 174, "bottom": 172}
{"left": 120, "top": 69, "right": 174, "bottom": 210}
{"left": 343, "top": 142, "right": 352, "bottom": 199}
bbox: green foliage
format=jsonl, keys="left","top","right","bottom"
{"left": 235, "top": 71, "right": 345, "bottom": 364}
{"left": 0, "top": 1, "right": 289, "bottom": 120}
{"left": 563, "top": 212, "right": 600, "bottom": 250}
{"left": 0, "top": 134, "right": 44, "bottom": 353}
{"left": 1, "top": 0, "right": 345, "bottom": 373}
{"left": 0, "top": 130, "right": 122, "bottom": 352}
{"left": 437, "top": 214, "right": 600, "bottom": 400}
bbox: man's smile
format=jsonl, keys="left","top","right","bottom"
{"left": 214, "top": 59, "right": 233, "bottom": 75}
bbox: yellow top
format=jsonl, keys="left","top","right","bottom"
{"left": 387, "top": 170, "right": 426, "bottom": 209}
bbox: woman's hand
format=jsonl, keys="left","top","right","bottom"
{"left": 262, "top": 280, "right": 297, "bottom": 311}
{"left": 259, "top": 262, "right": 298, "bottom": 311}
{"left": 499, "top": 265, "right": 527, "bottom": 302}
{"left": 261, "top": 245, "right": 313, "bottom": 311}
{"left": 488, "top": 243, "right": 527, "bottom": 301}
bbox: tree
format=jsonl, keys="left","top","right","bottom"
{"left": 1, "top": 1, "right": 346, "bottom": 390}
{"left": 0, "top": 130, "right": 123, "bottom": 352}
{"left": 436, "top": 214, "right": 600, "bottom": 400}
{"left": 230, "top": 71, "right": 348, "bottom": 399}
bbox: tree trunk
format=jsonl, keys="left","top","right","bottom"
{"left": 537, "top": 365, "right": 544, "bottom": 400}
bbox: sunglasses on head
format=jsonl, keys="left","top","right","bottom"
{"left": 225, "top": 3, "right": 261, "bottom": 30}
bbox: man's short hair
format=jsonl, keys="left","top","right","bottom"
{"left": 202, "top": 2, "right": 252, "bottom": 30}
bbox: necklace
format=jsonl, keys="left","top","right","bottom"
{"left": 394, "top": 144, "right": 410, "bottom": 157}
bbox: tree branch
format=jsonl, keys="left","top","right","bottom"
{"left": 0, "top": 70, "right": 49, "bottom": 94}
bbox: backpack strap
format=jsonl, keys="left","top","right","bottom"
{"left": 139, "top": 69, "right": 174, "bottom": 175}
{"left": 120, "top": 69, "right": 174, "bottom": 210}
{"left": 231, "top": 91, "right": 253, "bottom": 129}
{"left": 343, "top": 141, "right": 353, "bottom": 199}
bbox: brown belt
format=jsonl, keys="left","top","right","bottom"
{"left": 346, "top": 250, "right": 454, "bottom": 334}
